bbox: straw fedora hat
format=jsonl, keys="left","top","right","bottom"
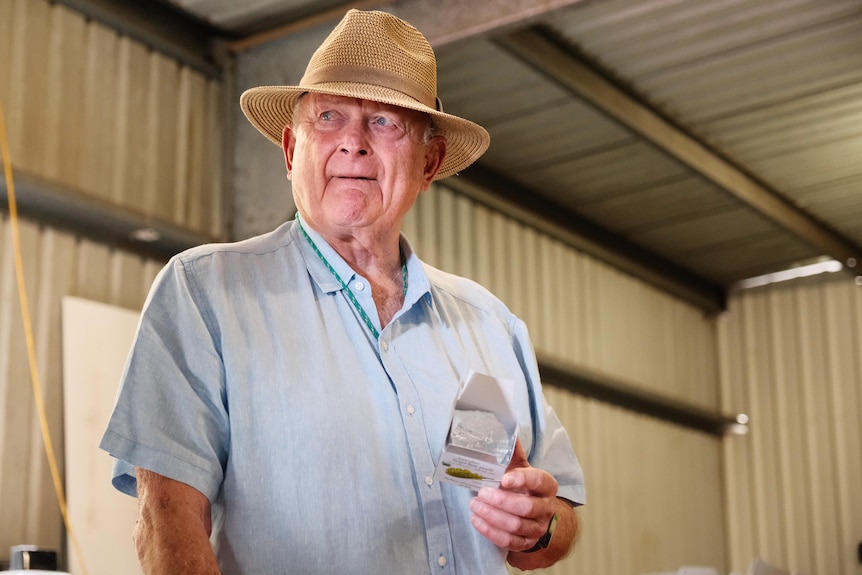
{"left": 240, "top": 9, "right": 490, "bottom": 180}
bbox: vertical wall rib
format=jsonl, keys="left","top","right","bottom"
{"left": 719, "top": 277, "right": 862, "bottom": 575}
{"left": 0, "top": 0, "right": 222, "bottom": 565}
{"left": 0, "top": 0, "right": 223, "bottom": 238}
{"left": 0, "top": 215, "right": 162, "bottom": 562}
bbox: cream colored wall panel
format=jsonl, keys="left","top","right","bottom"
{"left": 173, "top": 68, "right": 209, "bottom": 228}
{"left": 411, "top": 185, "right": 719, "bottom": 410}
{"left": 517, "top": 388, "right": 727, "bottom": 575}
{"left": 182, "top": 71, "right": 209, "bottom": 231}
{"left": 0, "top": 221, "right": 77, "bottom": 553}
{"left": 75, "top": 241, "right": 116, "bottom": 305}
{"left": 823, "top": 280, "right": 862, "bottom": 574}
{"left": 0, "top": 218, "right": 40, "bottom": 553}
{"left": 796, "top": 287, "right": 842, "bottom": 574}
{"left": 25, "top": 229, "right": 76, "bottom": 549}
{"left": 486, "top": 208, "right": 512, "bottom": 307}
{"left": 520, "top": 225, "right": 541, "bottom": 334}
{"left": 471, "top": 203, "right": 495, "bottom": 291}
{"left": 0, "top": 214, "right": 162, "bottom": 564}
{"left": 43, "top": 6, "right": 87, "bottom": 185}
{"left": 5, "top": 0, "right": 50, "bottom": 174}
{"left": 534, "top": 234, "right": 555, "bottom": 350}
{"left": 172, "top": 66, "right": 193, "bottom": 223}
{"left": 506, "top": 220, "right": 528, "bottom": 323}
{"left": 556, "top": 246, "right": 588, "bottom": 364}
{"left": 411, "top": 183, "right": 439, "bottom": 269}
{"left": 144, "top": 55, "right": 180, "bottom": 220}
{"left": 0, "top": 3, "right": 11, "bottom": 108}
{"left": 719, "top": 277, "right": 862, "bottom": 575}
{"left": 434, "top": 183, "right": 460, "bottom": 275}
{"left": 0, "top": 0, "right": 224, "bottom": 236}
{"left": 110, "top": 37, "right": 151, "bottom": 207}
{"left": 79, "top": 21, "right": 120, "bottom": 202}
{"left": 205, "top": 78, "right": 224, "bottom": 238}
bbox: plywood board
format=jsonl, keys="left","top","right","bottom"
{"left": 61, "top": 296, "right": 142, "bottom": 575}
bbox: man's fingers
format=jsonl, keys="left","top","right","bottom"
{"left": 469, "top": 496, "right": 549, "bottom": 551}
{"left": 471, "top": 439, "right": 568, "bottom": 555}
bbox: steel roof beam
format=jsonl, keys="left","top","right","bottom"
{"left": 496, "top": 26, "right": 861, "bottom": 275}
{"left": 537, "top": 353, "right": 748, "bottom": 437}
{"left": 1, "top": 172, "right": 214, "bottom": 261}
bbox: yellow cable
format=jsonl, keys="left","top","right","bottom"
{"left": 0, "top": 99, "right": 89, "bottom": 575}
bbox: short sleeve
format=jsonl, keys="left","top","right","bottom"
{"left": 99, "top": 255, "right": 230, "bottom": 503}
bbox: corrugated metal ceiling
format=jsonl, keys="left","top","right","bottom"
{"left": 153, "top": 0, "right": 862, "bottom": 310}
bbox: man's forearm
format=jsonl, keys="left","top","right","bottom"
{"left": 506, "top": 497, "right": 579, "bottom": 571}
{"left": 135, "top": 469, "right": 221, "bottom": 574}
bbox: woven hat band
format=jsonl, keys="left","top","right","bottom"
{"left": 301, "top": 65, "right": 436, "bottom": 110}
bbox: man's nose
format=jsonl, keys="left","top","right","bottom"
{"left": 340, "top": 120, "right": 370, "bottom": 156}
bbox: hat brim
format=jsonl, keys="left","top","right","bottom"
{"left": 240, "top": 84, "right": 490, "bottom": 180}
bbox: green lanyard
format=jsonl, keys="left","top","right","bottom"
{"left": 296, "top": 214, "right": 407, "bottom": 340}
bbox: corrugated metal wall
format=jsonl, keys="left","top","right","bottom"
{"left": 407, "top": 186, "right": 727, "bottom": 575}
{"left": 0, "top": 2, "right": 728, "bottom": 572}
{"left": 0, "top": 0, "right": 222, "bottom": 566}
{"left": 718, "top": 277, "right": 862, "bottom": 575}
{"left": 0, "top": 197, "right": 727, "bottom": 572}
{"left": 3, "top": 2, "right": 827, "bottom": 575}
{"left": 0, "top": 216, "right": 163, "bottom": 561}
{"left": 0, "top": 0, "right": 223, "bottom": 237}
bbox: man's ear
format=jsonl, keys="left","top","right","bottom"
{"left": 282, "top": 124, "right": 295, "bottom": 178}
{"left": 421, "top": 137, "right": 447, "bottom": 189}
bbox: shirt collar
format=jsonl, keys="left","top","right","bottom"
{"left": 291, "top": 218, "right": 432, "bottom": 307}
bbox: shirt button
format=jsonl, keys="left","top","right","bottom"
{"left": 437, "top": 556, "right": 447, "bottom": 567}
{"left": 406, "top": 404, "right": 415, "bottom": 415}
{"left": 354, "top": 281, "right": 365, "bottom": 291}
{"left": 424, "top": 475, "right": 433, "bottom": 486}
{"left": 381, "top": 341, "right": 389, "bottom": 352}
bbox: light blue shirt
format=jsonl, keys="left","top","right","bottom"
{"left": 100, "top": 219, "right": 585, "bottom": 575}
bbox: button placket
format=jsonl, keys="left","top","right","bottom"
{"left": 382, "top": 333, "right": 456, "bottom": 574}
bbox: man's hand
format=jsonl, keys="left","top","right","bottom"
{"left": 468, "top": 439, "right": 579, "bottom": 570}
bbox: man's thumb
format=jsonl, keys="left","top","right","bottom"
{"left": 506, "top": 438, "right": 530, "bottom": 471}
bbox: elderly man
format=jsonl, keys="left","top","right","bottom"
{"left": 101, "top": 9, "right": 585, "bottom": 574}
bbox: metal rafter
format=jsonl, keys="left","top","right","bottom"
{"left": 537, "top": 353, "right": 747, "bottom": 437}
{"left": 496, "top": 26, "right": 862, "bottom": 274}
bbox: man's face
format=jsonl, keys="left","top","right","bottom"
{"left": 283, "top": 93, "right": 446, "bottom": 239}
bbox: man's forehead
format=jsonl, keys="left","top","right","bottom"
{"left": 304, "top": 92, "right": 424, "bottom": 119}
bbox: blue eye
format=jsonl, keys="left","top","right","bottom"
{"left": 374, "top": 116, "right": 392, "bottom": 127}
{"left": 321, "top": 111, "right": 333, "bottom": 121}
